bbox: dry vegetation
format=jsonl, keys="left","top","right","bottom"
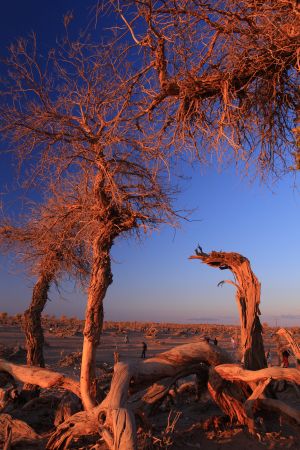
{"left": 0, "top": 0, "right": 299, "bottom": 448}
{"left": 0, "top": 312, "right": 300, "bottom": 449}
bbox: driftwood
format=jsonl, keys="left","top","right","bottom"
{"left": 0, "top": 359, "right": 80, "bottom": 398}
{"left": 190, "top": 249, "right": 267, "bottom": 370}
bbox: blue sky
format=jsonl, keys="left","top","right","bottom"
{"left": 0, "top": 1, "right": 299, "bottom": 326}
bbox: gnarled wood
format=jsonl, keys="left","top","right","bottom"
{"left": 0, "top": 359, "right": 80, "bottom": 397}
{"left": 208, "top": 367, "right": 249, "bottom": 425}
{"left": 80, "top": 237, "right": 112, "bottom": 411}
{"left": 48, "top": 341, "right": 232, "bottom": 450}
{"left": 190, "top": 249, "right": 267, "bottom": 370}
{"left": 215, "top": 364, "right": 300, "bottom": 385}
{"left": 23, "top": 272, "right": 53, "bottom": 368}
{"left": 244, "top": 378, "right": 271, "bottom": 434}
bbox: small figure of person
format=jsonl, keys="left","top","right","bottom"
{"left": 124, "top": 335, "right": 129, "bottom": 344}
{"left": 231, "top": 337, "right": 236, "bottom": 349}
{"left": 213, "top": 337, "right": 218, "bottom": 346}
{"left": 141, "top": 341, "right": 147, "bottom": 359}
{"left": 282, "top": 350, "right": 290, "bottom": 368}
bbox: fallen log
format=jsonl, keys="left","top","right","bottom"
{"left": 47, "top": 341, "right": 232, "bottom": 450}
{"left": 215, "top": 364, "right": 300, "bottom": 385}
{"left": 0, "top": 359, "right": 80, "bottom": 398}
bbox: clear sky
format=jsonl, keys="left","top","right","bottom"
{"left": 0, "top": 1, "right": 299, "bottom": 326}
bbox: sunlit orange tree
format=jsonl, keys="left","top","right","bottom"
{"left": 0, "top": 32, "right": 179, "bottom": 409}
{"left": 104, "top": 0, "right": 300, "bottom": 176}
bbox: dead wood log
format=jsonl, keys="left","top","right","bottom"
{"left": 190, "top": 249, "right": 267, "bottom": 370}
{"left": 47, "top": 341, "right": 232, "bottom": 450}
{"left": 0, "top": 359, "right": 80, "bottom": 397}
{"left": 0, "top": 414, "right": 41, "bottom": 448}
{"left": 209, "top": 363, "right": 300, "bottom": 427}
{"left": 208, "top": 367, "right": 249, "bottom": 425}
{"left": 130, "top": 363, "right": 210, "bottom": 416}
{"left": 277, "top": 328, "right": 300, "bottom": 367}
{"left": 215, "top": 364, "right": 300, "bottom": 385}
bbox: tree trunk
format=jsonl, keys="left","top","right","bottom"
{"left": 23, "top": 272, "right": 53, "bottom": 368}
{"left": 190, "top": 250, "right": 267, "bottom": 370}
{"left": 80, "top": 238, "right": 113, "bottom": 410}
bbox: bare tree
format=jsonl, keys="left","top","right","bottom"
{"left": 0, "top": 191, "right": 90, "bottom": 369}
{"left": 0, "top": 33, "right": 179, "bottom": 409}
{"left": 104, "top": 0, "right": 300, "bottom": 177}
{"left": 190, "top": 247, "right": 267, "bottom": 370}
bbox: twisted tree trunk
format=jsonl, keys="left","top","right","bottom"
{"left": 190, "top": 249, "right": 267, "bottom": 370}
{"left": 80, "top": 238, "right": 113, "bottom": 410}
{"left": 23, "top": 271, "right": 53, "bottom": 367}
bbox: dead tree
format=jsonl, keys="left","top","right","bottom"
{"left": 190, "top": 248, "right": 267, "bottom": 370}
{"left": 109, "top": 0, "right": 300, "bottom": 176}
{"left": 0, "top": 33, "right": 179, "bottom": 410}
{"left": 0, "top": 195, "right": 90, "bottom": 369}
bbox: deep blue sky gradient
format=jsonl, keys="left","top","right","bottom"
{"left": 0, "top": 1, "right": 299, "bottom": 326}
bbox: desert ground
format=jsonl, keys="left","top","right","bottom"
{"left": 0, "top": 317, "right": 299, "bottom": 449}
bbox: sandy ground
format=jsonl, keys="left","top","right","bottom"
{"left": 0, "top": 324, "right": 299, "bottom": 449}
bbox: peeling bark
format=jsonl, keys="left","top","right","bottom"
{"left": 190, "top": 250, "right": 267, "bottom": 370}
{"left": 80, "top": 238, "right": 113, "bottom": 410}
{"left": 23, "top": 272, "right": 53, "bottom": 368}
{"left": 208, "top": 367, "right": 249, "bottom": 425}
